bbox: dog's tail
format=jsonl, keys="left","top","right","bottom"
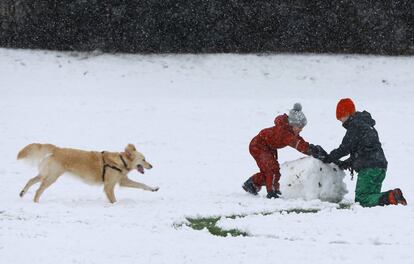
{"left": 17, "top": 143, "right": 56, "bottom": 165}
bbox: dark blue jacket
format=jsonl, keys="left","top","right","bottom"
{"left": 326, "top": 111, "right": 388, "bottom": 172}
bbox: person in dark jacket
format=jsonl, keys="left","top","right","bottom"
{"left": 321, "top": 98, "right": 407, "bottom": 207}
{"left": 242, "top": 103, "right": 325, "bottom": 199}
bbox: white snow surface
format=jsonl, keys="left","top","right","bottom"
{"left": 280, "top": 157, "right": 347, "bottom": 202}
{"left": 1, "top": 48, "right": 414, "bottom": 264}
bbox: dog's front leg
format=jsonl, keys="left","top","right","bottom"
{"left": 120, "top": 178, "right": 159, "bottom": 192}
{"left": 104, "top": 182, "right": 117, "bottom": 203}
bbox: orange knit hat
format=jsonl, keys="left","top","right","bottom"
{"left": 336, "top": 98, "right": 356, "bottom": 120}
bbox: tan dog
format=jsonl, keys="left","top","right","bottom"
{"left": 17, "top": 143, "right": 158, "bottom": 203}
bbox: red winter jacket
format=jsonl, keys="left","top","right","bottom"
{"left": 254, "top": 114, "right": 310, "bottom": 154}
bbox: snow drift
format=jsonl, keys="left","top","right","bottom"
{"left": 280, "top": 157, "right": 348, "bottom": 203}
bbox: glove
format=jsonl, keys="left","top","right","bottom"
{"left": 309, "top": 144, "right": 328, "bottom": 161}
{"left": 266, "top": 190, "right": 281, "bottom": 199}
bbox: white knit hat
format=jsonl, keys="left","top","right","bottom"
{"left": 288, "top": 103, "right": 307, "bottom": 128}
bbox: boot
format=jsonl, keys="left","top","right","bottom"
{"left": 379, "top": 188, "right": 407, "bottom": 206}
{"left": 266, "top": 190, "right": 280, "bottom": 199}
{"left": 242, "top": 178, "right": 259, "bottom": 195}
{"left": 390, "top": 188, "right": 407, "bottom": 205}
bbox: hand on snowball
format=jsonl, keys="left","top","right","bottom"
{"left": 309, "top": 144, "right": 328, "bottom": 162}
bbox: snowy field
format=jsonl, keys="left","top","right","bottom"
{"left": 1, "top": 48, "right": 414, "bottom": 264}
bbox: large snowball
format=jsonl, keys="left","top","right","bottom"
{"left": 279, "top": 157, "right": 348, "bottom": 203}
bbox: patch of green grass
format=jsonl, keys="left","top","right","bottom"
{"left": 186, "top": 217, "right": 248, "bottom": 237}
{"left": 181, "top": 205, "right": 353, "bottom": 237}
{"left": 225, "top": 208, "right": 320, "bottom": 219}
{"left": 183, "top": 209, "right": 320, "bottom": 237}
{"left": 338, "top": 202, "right": 353, "bottom": 210}
{"left": 282, "top": 208, "right": 320, "bottom": 214}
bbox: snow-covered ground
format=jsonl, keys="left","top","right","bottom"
{"left": 1, "top": 48, "right": 413, "bottom": 264}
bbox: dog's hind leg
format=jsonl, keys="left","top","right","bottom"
{"left": 120, "top": 178, "right": 159, "bottom": 192}
{"left": 104, "top": 182, "right": 117, "bottom": 203}
{"left": 33, "top": 158, "right": 64, "bottom": 203}
{"left": 34, "top": 156, "right": 65, "bottom": 203}
{"left": 20, "top": 175, "right": 41, "bottom": 197}
{"left": 33, "top": 174, "right": 60, "bottom": 203}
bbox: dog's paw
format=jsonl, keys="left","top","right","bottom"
{"left": 152, "top": 187, "right": 159, "bottom": 192}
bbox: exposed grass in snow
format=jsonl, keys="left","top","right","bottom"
{"left": 181, "top": 203, "right": 353, "bottom": 237}
{"left": 338, "top": 202, "right": 353, "bottom": 210}
{"left": 186, "top": 217, "right": 249, "bottom": 237}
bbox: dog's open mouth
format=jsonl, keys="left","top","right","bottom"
{"left": 137, "top": 165, "right": 144, "bottom": 174}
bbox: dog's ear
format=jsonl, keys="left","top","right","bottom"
{"left": 125, "top": 144, "right": 136, "bottom": 152}
{"left": 124, "top": 144, "right": 136, "bottom": 160}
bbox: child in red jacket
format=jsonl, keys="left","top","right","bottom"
{"left": 243, "top": 103, "right": 324, "bottom": 198}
